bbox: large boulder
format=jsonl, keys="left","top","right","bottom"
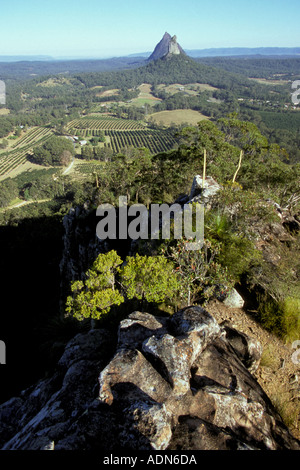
{"left": 0, "top": 307, "right": 299, "bottom": 451}
{"left": 223, "top": 288, "right": 245, "bottom": 308}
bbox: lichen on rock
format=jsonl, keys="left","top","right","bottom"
{"left": 0, "top": 306, "right": 299, "bottom": 451}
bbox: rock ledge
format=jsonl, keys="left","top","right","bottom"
{"left": 0, "top": 307, "right": 299, "bottom": 451}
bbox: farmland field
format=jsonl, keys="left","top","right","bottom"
{"left": 94, "top": 88, "right": 119, "bottom": 98}
{"left": 67, "top": 115, "right": 147, "bottom": 132}
{"left": 129, "top": 83, "right": 162, "bottom": 107}
{"left": 73, "top": 159, "right": 104, "bottom": 178}
{"left": 67, "top": 114, "right": 177, "bottom": 154}
{"left": 106, "top": 129, "right": 177, "bottom": 154}
{"left": 146, "top": 109, "right": 209, "bottom": 127}
{"left": 157, "top": 82, "right": 219, "bottom": 95}
{"left": 0, "top": 127, "right": 54, "bottom": 180}
{"left": 249, "top": 78, "right": 289, "bottom": 86}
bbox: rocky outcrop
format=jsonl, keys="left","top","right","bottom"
{"left": 223, "top": 288, "right": 245, "bottom": 309}
{"left": 189, "top": 175, "right": 221, "bottom": 206}
{"left": 165, "top": 35, "right": 182, "bottom": 58}
{"left": 1, "top": 307, "right": 299, "bottom": 451}
{"left": 147, "top": 32, "right": 185, "bottom": 61}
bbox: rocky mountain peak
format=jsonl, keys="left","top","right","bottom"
{"left": 147, "top": 32, "right": 185, "bottom": 61}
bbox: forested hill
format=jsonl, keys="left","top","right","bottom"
{"left": 0, "top": 57, "right": 145, "bottom": 80}
{"left": 197, "top": 56, "right": 300, "bottom": 79}
{"left": 74, "top": 54, "right": 258, "bottom": 92}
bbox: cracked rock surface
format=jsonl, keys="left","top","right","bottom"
{"left": 1, "top": 307, "right": 299, "bottom": 451}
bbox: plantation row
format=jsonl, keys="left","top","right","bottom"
{"left": 0, "top": 147, "right": 31, "bottom": 178}
{"left": 106, "top": 130, "right": 177, "bottom": 154}
{"left": 68, "top": 116, "right": 146, "bottom": 131}
{"left": 75, "top": 129, "right": 107, "bottom": 138}
{"left": 75, "top": 162, "right": 103, "bottom": 175}
{"left": 0, "top": 131, "right": 53, "bottom": 178}
{"left": 12, "top": 127, "right": 53, "bottom": 149}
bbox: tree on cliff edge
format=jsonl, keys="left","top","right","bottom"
{"left": 66, "top": 250, "right": 179, "bottom": 321}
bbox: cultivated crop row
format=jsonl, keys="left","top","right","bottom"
{"left": 0, "top": 130, "right": 53, "bottom": 178}
{"left": 0, "top": 147, "right": 31, "bottom": 177}
{"left": 12, "top": 127, "right": 53, "bottom": 149}
{"left": 68, "top": 116, "right": 145, "bottom": 132}
{"left": 106, "top": 130, "right": 177, "bottom": 154}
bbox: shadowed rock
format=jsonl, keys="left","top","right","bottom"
{"left": 0, "top": 307, "right": 299, "bottom": 451}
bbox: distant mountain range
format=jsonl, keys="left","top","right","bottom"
{"left": 0, "top": 33, "right": 299, "bottom": 79}
{"left": 187, "top": 47, "right": 300, "bottom": 57}
{"left": 0, "top": 45, "right": 300, "bottom": 63}
{"left": 0, "top": 55, "right": 54, "bottom": 62}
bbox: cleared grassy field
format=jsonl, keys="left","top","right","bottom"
{"left": 0, "top": 158, "right": 50, "bottom": 181}
{"left": 249, "top": 78, "right": 289, "bottom": 85}
{"left": 129, "top": 83, "right": 162, "bottom": 107}
{"left": 146, "top": 109, "right": 209, "bottom": 127}
{"left": 95, "top": 88, "right": 119, "bottom": 98}
{"left": 157, "top": 82, "right": 219, "bottom": 95}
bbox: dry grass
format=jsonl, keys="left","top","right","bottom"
{"left": 249, "top": 78, "right": 289, "bottom": 86}
{"left": 157, "top": 82, "right": 218, "bottom": 95}
{"left": 146, "top": 109, "right": 209, "bottom": 127}
{"left": 95, "top": 89, "right": 119, "bottom": 98}
{"left": 207, "top": 299, "right": 300, "bottom": 440}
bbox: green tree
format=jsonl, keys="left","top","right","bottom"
{"left": 120, "top": 253, "right": 179, "bottom": 308}
{"left": 66, "top": 251, "right": 179, "bottom": 320}
{"left": 81, "top": 145, "right": 94, "bottom": 160}
{"left": 161, "top": 238, "right": 233, "bottom": 307}
{"left": 0, "top": 179, "right": 18, "bottom": 207}
{"left": 66, "top": 250, "right": 124, "bottom": 321}
{"left": 0, "top": 139, "right": 8, "bottom": 149}
{"left": 32, "top": 136, "right": 75, "bottom": 166}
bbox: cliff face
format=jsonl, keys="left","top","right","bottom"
{"left": 1, "top": 306, "right": 299, "bottom": 451}
{"left": 147, "top": 32, "right": 185, "bottom": 61}
{"left": 59, "top": 204, "right": 109, "bottom": 311}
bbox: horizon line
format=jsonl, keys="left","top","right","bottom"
{"left": 1, "top": 45, "right": 300, "bottom": 62}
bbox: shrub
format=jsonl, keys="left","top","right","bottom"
{"left": 258, "top": 294, "right": 300, "bottom": 343}
{"left": 205, "top": 209, "right": 263, "bottom": 283}
{"left": 282, "top": 297, "right": 300, "bottom": 343}
{"left": 120, "top": 253, "right": 179, "bottom": 307}
{"left": 66, "top": 250, "right": 124, "bottom": 321}
{"left": 160, "top": 238, "right": 234, "bottom": 307}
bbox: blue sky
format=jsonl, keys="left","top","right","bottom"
{"left": 0, "top": 0, "right": 299, "bottom": 57}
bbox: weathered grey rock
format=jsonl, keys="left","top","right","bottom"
{"left": 223, "top": 288, "right": 245, "bottom": 308}
{"left": 0, "top": 307, "right": 299, "bottom": 451}
{"left": 0, "top": 328, "right": 113, "bottom": 450}
{"left": 117, "top": 311, "right": 168, "bottom": 350}
{"left": 221, "top": 320, "right": 263, "bottom": 373}
{"left": 189, "top": 175, "right": 221, "bottom": 205}
{"left": 147, "top": 32, "right": 185, "bottom": 62}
